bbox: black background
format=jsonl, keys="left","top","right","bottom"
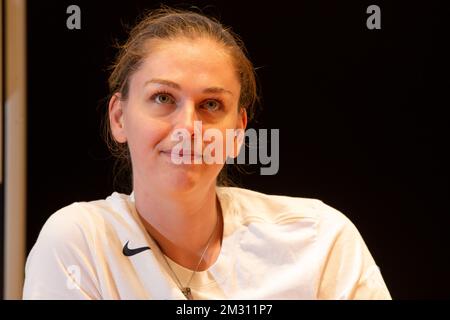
{"left": 23, "top": 0, "right": 449, "bottom": 299}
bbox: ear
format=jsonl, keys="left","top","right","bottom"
{"left": 108, "top": 93, "right": 127, "bottom": 143}
{"left": 237, "top": 107, "right": 248, "bottom": 131}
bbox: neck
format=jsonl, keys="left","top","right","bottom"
{"left": 134, "top": 183, "right": 223, "bottom": 271}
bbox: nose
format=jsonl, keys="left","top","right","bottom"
{"left": 173, "top": 100, "right": 198, "bottom": 136}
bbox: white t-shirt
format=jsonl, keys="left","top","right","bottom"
{"left": 23, "top": 187, "right": 391, "bottom": 300}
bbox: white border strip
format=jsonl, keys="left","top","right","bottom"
{"left": 4, "top": 0, "right": 27, "bottom": 299}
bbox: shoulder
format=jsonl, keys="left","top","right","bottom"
{"left": 217, "top": 186, "right": 367, "bottom": 253}
{"left": 30, "top": 191, "right": 135, "bottom": 255}
{"left": 217, "top": 186, "right": 352, "bottom": 233}
{"left": 217, "top": 187, "right": 391, "bottom": 299}
{"left": 23, "top": 192, "right": 135, "bottom": 299}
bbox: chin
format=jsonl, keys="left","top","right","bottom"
{"left": 165, "top": 171, "right": 200, "bottom": 194}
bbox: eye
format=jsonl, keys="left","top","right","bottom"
{"left": 151, "top": 91, "right": 175, "bottom": 105}
{"left": 201, "top": 99, "right": 222, "bottom": 112}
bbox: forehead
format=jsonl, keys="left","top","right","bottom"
{"left": 132, "top": 37, "right": 240, "bottom": 91}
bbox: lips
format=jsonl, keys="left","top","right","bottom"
{"left": 161, "top": 149, "right": 202, "bottom": 158}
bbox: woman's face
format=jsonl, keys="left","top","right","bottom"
{"left": 109, "top": 37, "right": 247, "bottom": 196}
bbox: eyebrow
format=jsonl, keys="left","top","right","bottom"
{"left": 144, "top": 78, "right": 234, "bottom": 96}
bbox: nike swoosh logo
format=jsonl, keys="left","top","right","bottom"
{"left": 122, "top": 241, "right": 151, "bottom": 257}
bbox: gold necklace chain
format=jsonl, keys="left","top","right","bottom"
{"left": 157, "top": 213, "right": 219, "bottom": 300}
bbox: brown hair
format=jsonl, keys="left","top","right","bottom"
{"left": 104, "top": 6, "right": 259, "bottom": 190}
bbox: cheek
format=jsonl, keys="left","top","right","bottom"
{"left": 125, "top": 113, "right": 171, "bottom": 158}
{"left": 202, "top": 126, "right": 241, "bottom": 162}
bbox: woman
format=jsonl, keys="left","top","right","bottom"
{"left": 23, "top": 7, "right": 391, "bottom": 300}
